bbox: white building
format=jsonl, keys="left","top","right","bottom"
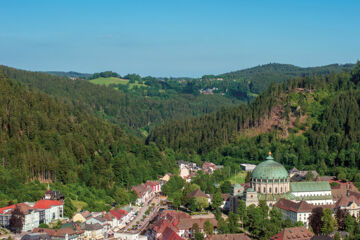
{"left": 114, "top": 232, "right": 147, "bottom": 240}
{"left": 33, "top": 200, "right": 64, "bottom": 224}
{"left": 274, "top": 198, "right": 314, "bottom": 228}
{"left": 240, "top": 163, "right": 257, "bottom": 172}
{"left": 290, "top": 182, "right": 334, "bottom": 205}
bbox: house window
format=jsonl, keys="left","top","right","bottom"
{"left": 275, "top": 187, "right": 278, "bottom": 193}
{"left": 53, "top": 213, "right": 55, "bottom": 220}
{"left": 264, "top": 187, "right": 266, "bottom": 193}
{"left": 269, "top": 187, "right": 272, "bottom": 193}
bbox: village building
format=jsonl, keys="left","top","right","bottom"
{"left": 72, "top": 211, "right": 91, "bottom": 223}
{"left": 147, "top": 210, "right": 190, "bottom": 240}
{"left": 202, "top": 162, "right": 217, "bottom": 174}
{"left": 334, "top": 189, "right": 360, "bottom": 218}
{"left": 0, "top": 203, "right": 40, "bottom": 232}
{"left": 132, "top": 184, "right": 154, "bottom": 205}
{"left": 240, "top": 164, "right": 256, "bottom": 172}
{"left": 187, "top": 189, "right": 212, "bottom": 204}
{"left": 289, "top": 168, "right": 319, "bottom": 182}
{"left": 159, "top": 173, "right": 173, "bottom": 183}
{"left": 33, "top": 227, "right": 81, "bottom": 240}
{"left": 114, "top": 232, "right": 148, "bottom": 240}
{"left": 82, "top": 223, "right": 104, "bottom": 240}
{"left": 177, "top": 218, "right": 218, "bottom": 239}
{"left": 146, "top": 180, "right": 163, "bottom": 193}
{"left": 177, "top": 161, "right": 199, "bottom": 180}
{"left": 0, "top": 199, "right": 64, "bottom": 232}
{"left": 43, "top": 185, "right": 64, "bottom": 201}
{"left": 33, "top": 200, "right": 64, "bottom": 224}
{"left": 274, "top": 198, "right": 314, "bottom": 228}
{"left": 270, "top": 226, "right": 314, "bottom": 240}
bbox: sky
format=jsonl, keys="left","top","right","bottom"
{"left": 0, "top": 0, "right": 359, "bottom": 77}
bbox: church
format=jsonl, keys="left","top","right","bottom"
{"left": 244, "top": 153, "right": 334, "bottom": 207}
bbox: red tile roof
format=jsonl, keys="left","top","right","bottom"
{"left": 33, "top": 200, "right": 63, "bottom": 209}
{"left": 0, "top": 203, "right": 33, "bottom": 215}
{"left": 0, "top": 204, "right": 16, "bottom": 214}
{"left": 270, "top": 227, "right": 314, "bottom": 240}
{"left": 109, "top": 208, "right": 128, "bottom": 220}
{"left": 160, "top": 226, "right": 184, "bottom": 240}
{"left": 146, "top": 180, "right": 161, "bottom": 186}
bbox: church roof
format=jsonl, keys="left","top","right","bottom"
{"left": 290, "top": 182, "right": 331, "bottom": 192}
{"left": 251, "top": 154, "right": 288, "bottom": 180}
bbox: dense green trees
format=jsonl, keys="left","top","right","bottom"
{"left": 148, "top": 63, "right": 360, "bottom": 179}
{"left": 0, "top": 73, "right": 177, "bottom": 210}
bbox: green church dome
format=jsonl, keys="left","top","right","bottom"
{"left": 251, "top": 154, "right": 289, "bottom": 180}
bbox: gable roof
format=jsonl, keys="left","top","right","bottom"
{"left": 187, "top": 189, "right": 209, "bottom": 199}
{"left": 335, "top": 194, "right": 360, "bottom": 208}
{"left": 33, "top": 200, "right": 63, "bottom": 209}
{"left": 109, "top": 208, "right": 128, "bottom": 220}
{"left": 160, "top": 226, "right": 184, "bottom": 240}
{"left": 177, "top": 218, "right": 218, "bottom": 230}
{"left": 132, "top": 184, "right": 152, "bottom": 198}
{"left": 290, "top": 182, "right": 331, "bottom": 192}
{"left": 270, "top": 227, "right": 314, "bottom": 240}
{"left": 274, "top": 198, "right": 313, "bottom": 213}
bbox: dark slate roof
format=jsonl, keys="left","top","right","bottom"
{"left": 21, "top": 233, "right": 51, "bottom": 240}
{"left": 82, "top": 223, "right": 103, "bottom": 231}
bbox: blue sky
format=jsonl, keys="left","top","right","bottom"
{"left": 0, "top": 0, "right": 359, "bottom": 77}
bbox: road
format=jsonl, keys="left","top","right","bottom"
{"left": 124, "top": 195, "right": 162, "bottom": 233}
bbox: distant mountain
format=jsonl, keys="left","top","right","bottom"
{"left": 217, "top": 63, "right": 355, "bottom": 93}
{"left": 0, "top": 65, "right": 240, "bottom": 135}
{"left": 45, "top": 71, "right": 92, "bottom": 79}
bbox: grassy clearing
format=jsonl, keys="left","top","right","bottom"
{"left": 89, "top": 77, "right": 129, "bottom": 86}
{"left": 90, "top": 77, "right": 147, "bottom": 89}
{"left": 228, "top": 171, "right": 247, "bottom": 184}
{"left": 71, "top": 199, "right": 88, "bottom": 211}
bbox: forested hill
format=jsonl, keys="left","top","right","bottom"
{"left": 0, "top": 72, "right": 176, "bottom": 207}
{"left": 216, "top": 63, "right": 354, "bottom": 93}
{"left": 44, "top": 71, "right": 91, "bottom": 79}
{"left": 0, "top": 65, "right": 238, "bottom": 135}
{"left": 147, "top": 63, "right": 360, "bottom": 179}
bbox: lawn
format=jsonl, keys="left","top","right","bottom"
{"left": 228, "top": 171, "right": 247, "bottom": 184}
{"left": 89, "top": 77, "right": 129, "bottom": 86}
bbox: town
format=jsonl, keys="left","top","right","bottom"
{"left": 1, "top": 153, "right": 358, "bottom": 240}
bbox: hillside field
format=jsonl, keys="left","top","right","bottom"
{"left": 89, "top": 77, "right": 147, "bottom": 89}
{"left": 89, "top": 77, "right": 129, "bottom": 86}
